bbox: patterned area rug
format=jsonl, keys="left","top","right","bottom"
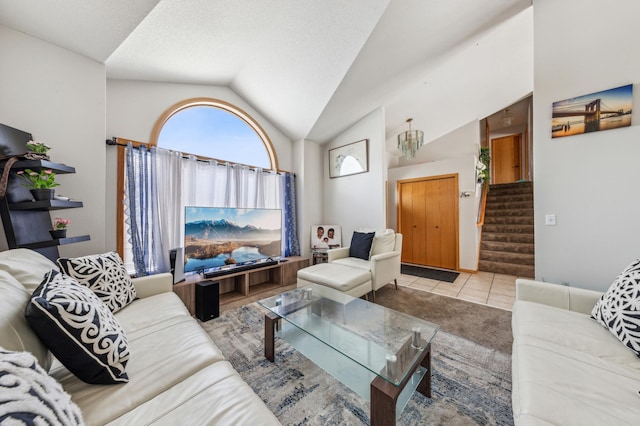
{"left": 401, "top": 264, "right": 460, "bottom": 283}
{"left": 200, "top": 303, "right": 513, "bottom": 425}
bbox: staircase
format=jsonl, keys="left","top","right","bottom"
{"left": 479, "top": 181, "right": 534, "bottom": 277}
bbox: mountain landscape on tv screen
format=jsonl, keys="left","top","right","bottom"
{"left": 184, "top": 219, "right": 281, "bottom": 272}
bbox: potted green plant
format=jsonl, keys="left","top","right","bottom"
{"left": 476, "top": 147, "right": 490, "bottom": 183}
{"left": 26, "top": 140, "right": 51, "bottom": 154}
{"left": 15, "top": 168, "right": 60, "bottom": 200}
{"left": 50, "top": 217, "right": 70, "bottom": 239}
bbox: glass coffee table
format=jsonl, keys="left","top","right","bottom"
{"left": 258, "top": 285, "right": 439, "bottom": 425}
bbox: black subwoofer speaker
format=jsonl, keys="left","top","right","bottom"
{"left": 195, "top": 280, "right": 219, "bottom": 322}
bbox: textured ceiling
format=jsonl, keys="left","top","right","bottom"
{"left": 0, "top": 0, "right": 532, "bottom": 146}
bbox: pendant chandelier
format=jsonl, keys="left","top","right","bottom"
{"left": 502, "top": 108, "right": 513, "bottom": 127}
{"left": 397, "top": 118, "right": 424, "bottom": 159}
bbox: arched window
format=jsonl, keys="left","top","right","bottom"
{"left": 150, "top": 98, "right": 278, "bottom": 170}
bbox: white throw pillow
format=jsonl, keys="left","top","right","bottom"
{"left": 591, "top": 258, "right": 640, "bottom": 357}
{"left": 371, "top": 232, "right": 396, "bottom": 256}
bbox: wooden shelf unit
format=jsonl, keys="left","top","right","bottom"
{"left": 173, "top": 256, "right": 310, "bottom": 316}
{"left": 0, "top": 159, "right": 90, "bottom": 261}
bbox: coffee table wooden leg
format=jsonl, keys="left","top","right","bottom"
{"left": 370, "top": 377, "right": 398, "bottom": 426}
{"left": 370, "top": 343, "right": 432, "bottom": 425}
{"left": 416, "top": 343, "right": 432, "bottom": 398}
{"left": 265, "top": 312, "right": 280, "bottom": 362}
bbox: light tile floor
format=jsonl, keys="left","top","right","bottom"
{"left": 397, "top": 271, "right": 518, "bottom": 311}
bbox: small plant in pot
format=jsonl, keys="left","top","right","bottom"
{"left": 50, "top": 218, "right": 70, "bottom": 239}
{"left": 26, "top": 140, "right": 51, "bottom": 153}
{"left": 15, "top": 168, "right": 60, "bottom": 200}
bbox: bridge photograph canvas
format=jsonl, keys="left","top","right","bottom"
{"left": 552, "top": 84, "right": 633, "bottom": 138}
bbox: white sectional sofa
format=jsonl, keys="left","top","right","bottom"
{"left": 512, "top": 278, "right": 640, "bottom": 425}
{"left": 0, "top": 249, "right": 280, "bottom": 425}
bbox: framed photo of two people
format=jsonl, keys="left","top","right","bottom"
{"left": 311, "top": 225, "right": 342, "bottom": 249}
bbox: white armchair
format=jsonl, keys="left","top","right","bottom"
{"left": 327, "top": 229, "right": 403, "bottom": 301}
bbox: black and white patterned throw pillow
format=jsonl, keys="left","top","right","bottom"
{"left": 0, "top": 348, "right": 84, "bottom": 425}
{"left": 25, "top": 270, "right": 130, "bottom": 384}
{"left": 591, "top": 258, "right": 640, "bottom": 357}
{"left": 57, "top": 251, "right": 136, "bottom": 313}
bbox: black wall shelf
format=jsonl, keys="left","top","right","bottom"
{"left": 0, "top": 159, "right": 90, "bottom": 261}
{"left": 18, "top": 235, "right": 91, "bottom": 250}
{"left": 8, "top": 159, "right": 76, "bottom": 174}
{"left": 9, "top": 200, "right": 83, "bottom": 211}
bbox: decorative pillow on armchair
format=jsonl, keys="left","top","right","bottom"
{"left": 0, "top": 348, "right": 84, "bottom": 425}
{"left": 25, "top": 270, "right": 130, "bottom": 384}
{"left": 371, "top": 230, "right": 396, "bottom": 256}
{"left": 57, "top": 251, "right": 136, "bottom": 313}
{"left": 591, "top": 258, "right": 640, "bottom": 357}
{"left": 349, "top": 231, "right": 376, "bottom": 260}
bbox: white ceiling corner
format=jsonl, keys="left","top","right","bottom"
{"left": 0, "top": 0, "right": 161, "bottom": 62}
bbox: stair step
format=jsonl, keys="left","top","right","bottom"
{"left": 486, "top": 193, "right": 533, "bottom": 203}
{"left": 484, "top": 216, "right": 533, "bottom": 225}
{"left": 487, "top": 187, "right": 533, "bottom": 197}
{"left": 489, "top": 182, "right": 532, "bottom": 190}
{"left": 480, "top": 181, "right": 535, "bottom": 278}
{"left": 486, "top": 201, "right": 533, "bottom": 210}
{"left": 485, "top": 207, "right": 533, "bottom": 217}
{"left": 482, "top": 224, "right": 534, "bottom": 234}
{"left": 480, "top": 250, "right": 534, "bottom": 266}
{"left": 478, "top": 260, "right": 535, "bottom": 278}
{"left": 481, "top": 240, "right": 534, "bottom": 254}
{"left": 481, "top": 232, "right": 534, "bottom": 244}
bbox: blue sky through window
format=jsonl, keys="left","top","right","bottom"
{"left": 158, "top": 106, "right": 270, "bottom": 168}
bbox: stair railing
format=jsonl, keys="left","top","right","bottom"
{"left": 476, "top": 181, "right": 489, "bottom": 226}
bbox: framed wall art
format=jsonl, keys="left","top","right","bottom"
{"left": 328, "top": 138, "right": 369, "bottom": 178}
{"left": 552, "top": 84, "right": 632, "bottom": 138}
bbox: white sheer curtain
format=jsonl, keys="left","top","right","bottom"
{"left": 155, "top": 148, "right": 183, "bottom": 270}
{"left": 126, "top": 147, "right": 288, "bottom": 274}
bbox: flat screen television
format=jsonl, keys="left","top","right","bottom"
{"left": 184, "top": 206, "right": 282, "bottom": 274}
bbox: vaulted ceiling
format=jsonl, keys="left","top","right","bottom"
{"left": 0, "top": 0, "right": 532, "bottom": 148}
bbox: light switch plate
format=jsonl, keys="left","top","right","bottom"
{"left": 545, "top": 214, "right": 556, "bottom": 226}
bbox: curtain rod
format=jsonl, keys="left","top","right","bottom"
{"left": 106, "top": 137, "right": 293, "bottom": 176}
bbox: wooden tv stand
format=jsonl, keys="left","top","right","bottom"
{"left": 173, "top": 256, "right": 309, "bottom": 316}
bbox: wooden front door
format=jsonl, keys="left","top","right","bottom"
{"left": 398, "top": 174, "right": 458, "bottom": 270}
{"left": 491, "top": 134, "right": 521, "bottom": 184}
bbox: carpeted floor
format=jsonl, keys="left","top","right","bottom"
{"left": 401, "top": 264, "right": 460, "bottom": 283}
{"left": 374, "top": 284, "right": 513, "bottom": 354}
{"left": 200, "top": 292, "right": 514, "bottom": 425}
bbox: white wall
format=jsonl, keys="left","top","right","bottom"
{"left": 0, "top": 25, "right": 106, "bottom": 257}
{"left": 105, "top": 79, "right": 293, "bottom": 250}
{"left": 323, "top": 107, "right": 386, "bottom": 245}
{"left": 384, "top": 7, "right": 534, "bottom": 154}
{"left": 534, "top": 0, "right": 640, "bottom": 291}
{"left": 294, "top": 139, "right": 323, "bottom": 257}
{"left": 388, "top": 153, "right": 480, "bottom": 271}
